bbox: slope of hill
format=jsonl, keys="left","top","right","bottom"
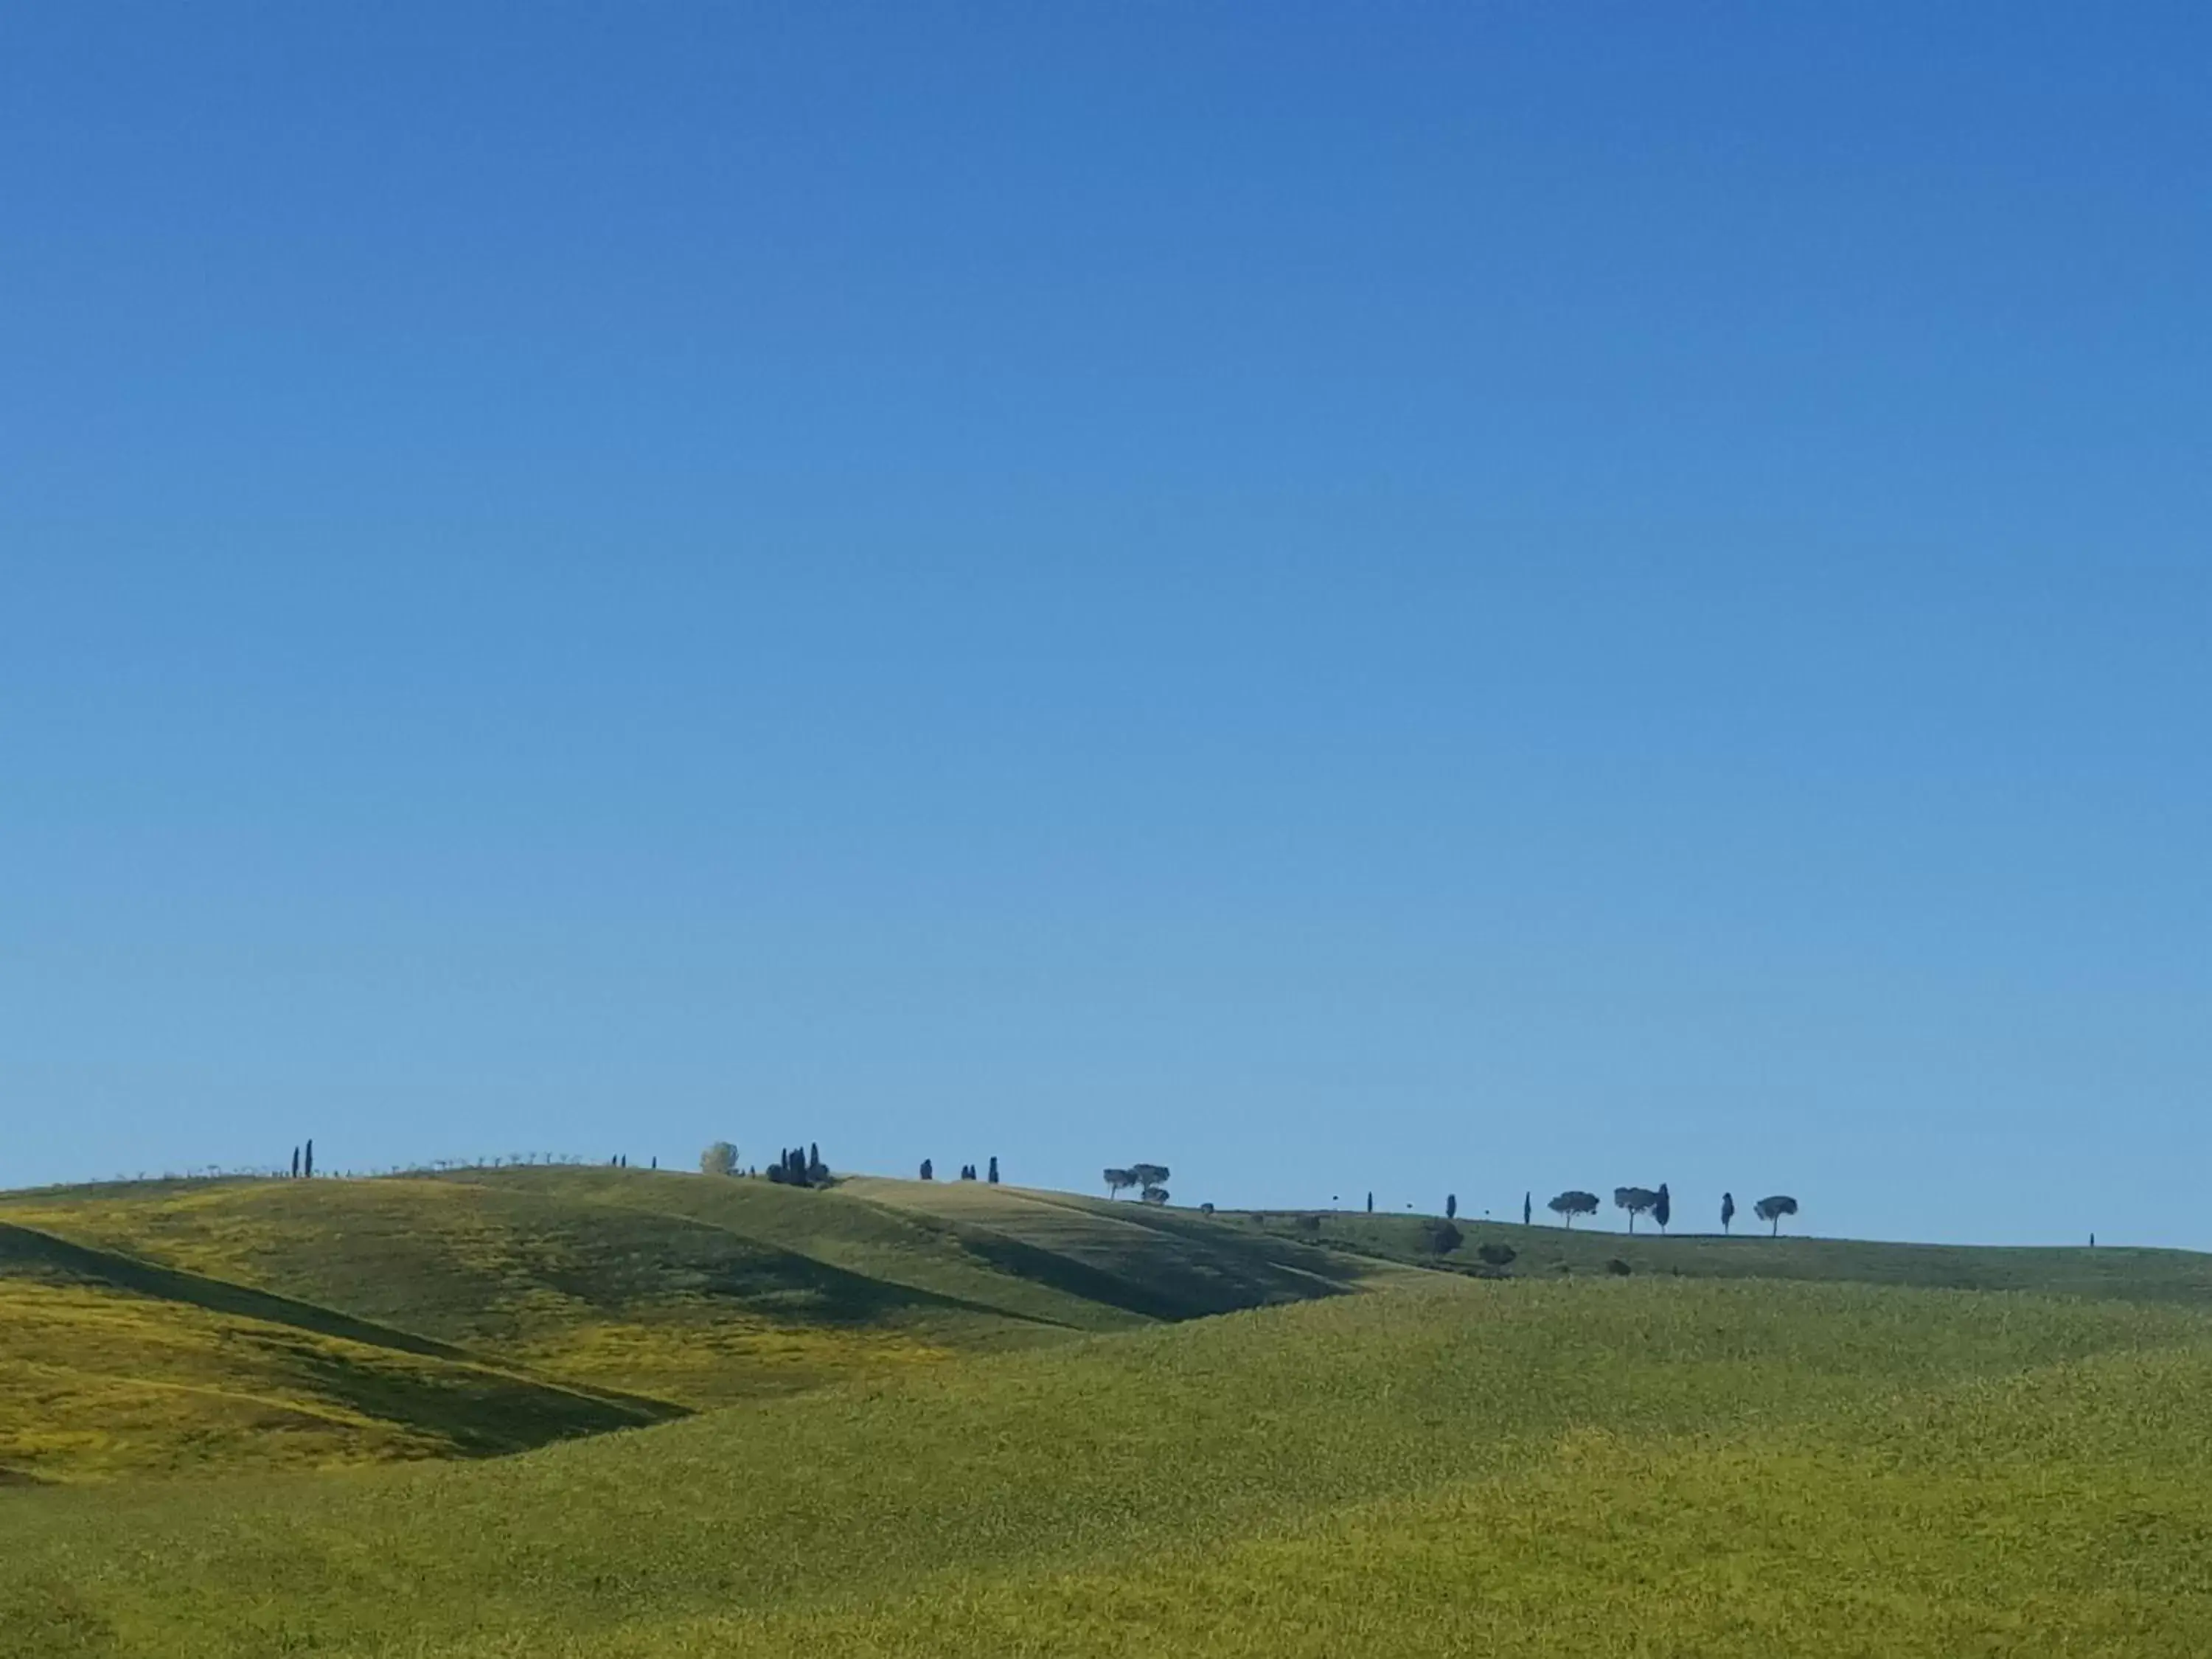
{"left": 846, "top": 1178, "right": 1417, "bottom": 1317}
{"left": 0, "top": 1219, "right": 668, "bottom": 1485}
{"left": 0, "top": 1169, "right": 1388, "bottom": 1484}
{"left": 8, "top": 1169, "right": 2212, "bottom": 1491}
{"left": 1238, "top": 1206, "right": 2212, "bottom": 1305}
{"left": 7, "top": 1273, "right": 2211, "bottom": 1657}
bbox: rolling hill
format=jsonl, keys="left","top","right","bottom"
{"left": 10, "top": 1169, "right": 2212, "bottom": 1655}
{"left": 8, "top": 1268, "right": 2212, "bottom": 1655}
{"left": 0, "top": 1168, "right": 1393, "bottom": 1484}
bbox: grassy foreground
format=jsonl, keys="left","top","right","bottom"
{"left": 9, "top": 1272, "right": 2212, "bottom": 1655}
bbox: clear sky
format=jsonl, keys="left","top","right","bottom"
{"left": 4, "top": 4, "right": 2208, "bottom": 1245}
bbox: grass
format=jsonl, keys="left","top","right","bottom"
{"left": 668, "top": 1346, "right": 2212, "bottom": 1658}
{"left": 0, "top": 1171, "right": 1109, "bottom": 1447}
{"left": 11, "top": 1171, "right": 2212, "bottom": 1653}
{"left": 1234, "top": 1204, "right": 2212, "bottom": 1306}
{"left": 846, "top": 1178, "right": 1413, "bottom": 1318}
{"left": 0, "top": 1267, "right": 655, "bottom": 1486}
{"left": 8, "top": 1273, "right": 2212, "bottom": 1655}
{"left": 0, "top": 1169, "right": 1386, "bottom": 1484}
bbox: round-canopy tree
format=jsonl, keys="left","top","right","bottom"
{"left": 1613, "top": 1186, "right": 1660, "bottom": 1233}
{"left": 700, "top": 1142, "right": 739, "bottom": 1177}
{"left": 1548, "top": 1190, "right": 1600, "bottom": 1228}
{"left": 1753, "top": 1194, "right": 1799, "bottom": 1236}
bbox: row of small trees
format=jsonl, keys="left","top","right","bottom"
{"left": 1103, "top": 1164, "right": 1169, "bottom": 1205}
{"left": 1543, "top": 1187, "right": 1799, "bottom": 1235}
{"left": 919, "top": 1157, "right": 998, "bottom": 1182}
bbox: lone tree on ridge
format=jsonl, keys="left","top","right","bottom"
{"left": 1105, "top": 1166, "right": 1135, "bottom": 1198}
{"left": 1613, "top": 1186, "right": 1660, "bottom": 1233}
{"left": 700, "top": 1141, "right": 739, "bottom": 1177}
{"left": 1548, "top": 1190, "right": 1599, "bottom": 1228}
{"left": 1720, "top": 1191, "right": 1736, "bottom": 1234}
{"left": 1652, "top": 1183, "right": 1672, "bottom": 1234}
{"left": 1753, "top": 1194, "right": 1799, "bottom": 1237}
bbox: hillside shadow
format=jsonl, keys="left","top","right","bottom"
{"left": 264, "top": 1335, "right": 675, "bottom": 1455}
{"left": 567, "top": 1217, "right": 1080, "bottom": 1332}
{"left": 946, "top": 1204, "right": 1370, "bottom": 1323}
{"left": 0, "top": 1220, "right": 476, "bottom": 1361}
{"left": 0, "top": 1220, "right": 679, "bottom": 1435}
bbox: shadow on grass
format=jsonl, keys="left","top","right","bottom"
{"left": 947, "top": 1204, "right": 1371, "bottom": 1323}
{"left": 0, "top": 1220, "right": 681, "bottom": 1439}
{"left": 546, "top": 1213, "right": 1086, "bottom": 1333}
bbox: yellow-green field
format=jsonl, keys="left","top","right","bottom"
{"left": 7, "top": 1169, "right": 2212, "bottom": 1655}
{"left": 0, "top": 1169, "right": 1378, "bottom": 1483}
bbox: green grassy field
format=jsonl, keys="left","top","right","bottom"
{"left": 1239, "top": 1204, "right": 2212, "bottom": 1304}
{"left": 7, "top": 1171, "right": 2212, "bottom": 1655}
{"left": 0, "top": 1169, "right": 1385, "bottom": 1484}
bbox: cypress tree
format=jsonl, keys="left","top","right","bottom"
{"left": 305, "top": 1139, "right": 314, "bottom": 1179}
{"left": 1445, "top": 1193, "right": 1456, "bottom": 1219}
{"left": 987, "top": 1155, "right": 999, "bottom": 1184}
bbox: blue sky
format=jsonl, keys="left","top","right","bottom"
{"left": 4, "top": 4, "right": 2208, "bottom": 1244}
